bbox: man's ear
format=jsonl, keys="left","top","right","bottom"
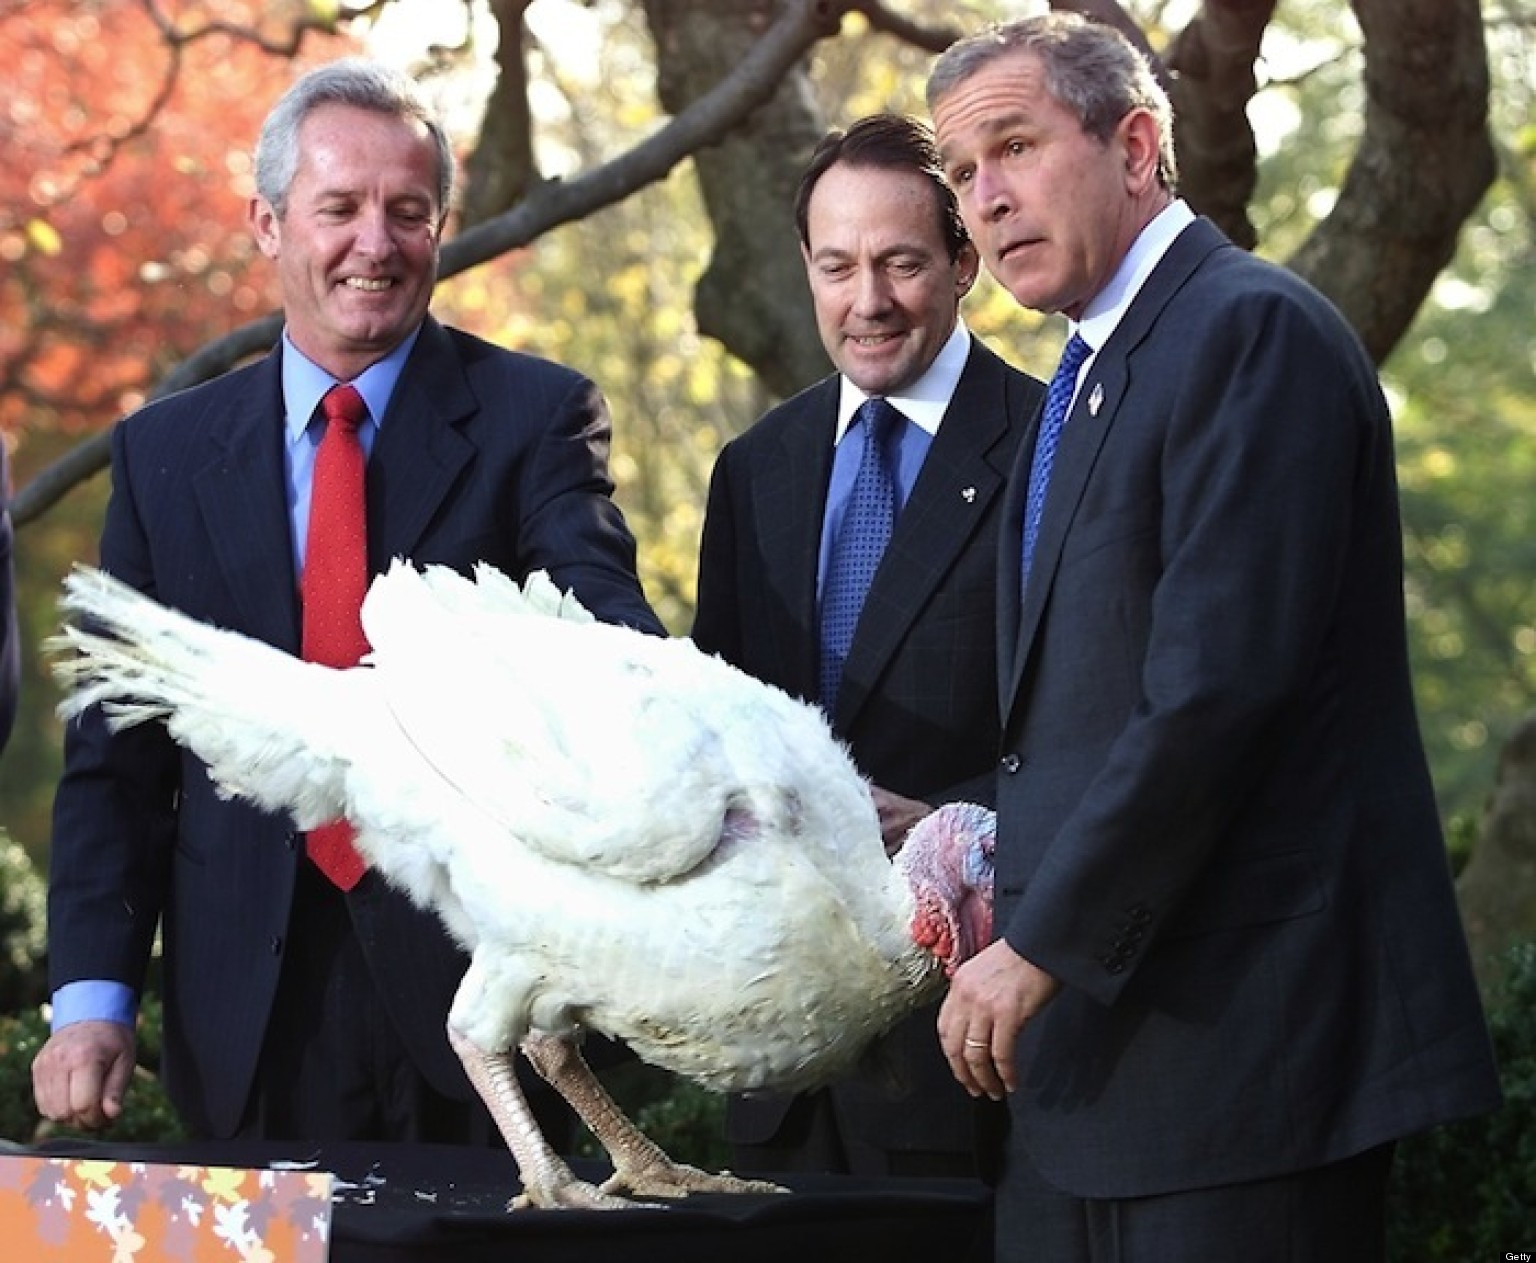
{"left": 249, "top": 197, "right": 281, "bottom": 260}
{"left": 956, "top": 242, "right": 981, "bottom": 297}
{"left": 1118, "top": 108, "right": 1163, "bottom": 195}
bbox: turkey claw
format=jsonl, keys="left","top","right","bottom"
{"left": 602, "top": 1161, "right": 788, "bottom": 1200}
{"left": 512, "top": 1177, "right": 655, "bottom": 1211}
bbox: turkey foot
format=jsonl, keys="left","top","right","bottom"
{"left": 448, "top": 1027, "right": 637, "bottom": 1210}
{"left": 602, "top": 1161, "right": 787, "bottom": 1201}
{"left": 522, "top": 1031, "right": 787, "bottom": 1201}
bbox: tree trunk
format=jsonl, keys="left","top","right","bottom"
{"left": 1164, "top": 0, "right": 1277, "bottom": 250}
{"left": 1286, "top": 0, "right": 1494, "bottom": 363}
{"left": 641, "top": 0, "right": 832, "bottom": 398}
{"left": 458, "top": 0, "right": 538, "bottom": 229}
{"left": 1458, "top": 713, "right": 1536, "bottom": 989}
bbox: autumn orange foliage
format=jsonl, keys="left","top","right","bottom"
{"left": 0, "top": 1, "right": 354, "bottom": 446}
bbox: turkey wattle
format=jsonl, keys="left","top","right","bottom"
{"left": 52, "top": 561, "right": 996, "bottom": 1210}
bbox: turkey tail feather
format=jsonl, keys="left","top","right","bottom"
{"left": 51, "top": 565, "right": 356, "bottom": 829}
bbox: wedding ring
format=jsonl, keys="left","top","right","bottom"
{"left": 964, "top": 1038, "right": 989, "bottom": 1049}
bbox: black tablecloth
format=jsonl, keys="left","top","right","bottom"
{"left": 21, "top": 1138, "right": 993, "bottom": 1263}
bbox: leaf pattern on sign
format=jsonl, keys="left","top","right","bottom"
{"left": 0, "top": 1157, "right": 330, "bottom": 1260}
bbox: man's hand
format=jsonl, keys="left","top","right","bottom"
{"left": 938, "top": 939, "right": 1059, "bottom": 1099}
{"left": 870, "top": 786, "right": 933, "bottom": 856}
{"left": 32, "top": 1020, "right": 138, "bottom": 1131}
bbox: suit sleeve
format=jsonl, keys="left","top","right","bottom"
{"left": 47, "top": 418, "right": 179, "bottom": 996}
{"left": 1004, "top": 278, "right": 1393, "bottom": 1005}
{"left": 514, "top": 372, "right": 665, "bottom": 637}
{"left": 690, "top": 444, "right": 743, "bottom": 663}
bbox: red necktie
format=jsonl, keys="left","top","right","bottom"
{"left": 301, "top": 383, "right": 369, "bottom": 890}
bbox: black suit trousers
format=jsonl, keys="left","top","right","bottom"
{"left": 996, "top": 1139, "right": 1395, "bottom": 1263}
{"left": 234, "top": 859, "right": 575, "bottom": 1150}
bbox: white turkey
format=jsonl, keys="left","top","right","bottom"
{"left": 51, "top": 560, "right": 996, "bottom": 1210}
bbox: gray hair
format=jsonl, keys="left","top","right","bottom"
{"left": 254, "top": 58, "right": 455, "bottom": 217}
{"left": 927, "top": 12, "right": 1178, "bottom": 191}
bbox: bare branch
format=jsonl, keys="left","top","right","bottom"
{"left": 849, "top": 1, "right": 962, "bottom": 54}
{"left": 48, "top": 0, "right": 358, "bottom": 203}
{"left": 63, "top": 31, "right": 182, "bottom": 170}
{"left": 136, "top": 0, "right": 374, "bottom": 55}
{"left": 442, "top": 0, "right": 844, "bottom": 272}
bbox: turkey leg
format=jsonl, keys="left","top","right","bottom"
{"left": 447, "top": 1027, "right": 633, "bottom": 1209}
{"left": 521, "top": 1030, "right": 786, "bottom": 1200}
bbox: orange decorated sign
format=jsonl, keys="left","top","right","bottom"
{"left": 0, "top": 1154, "right": 332, "bottom": 1262}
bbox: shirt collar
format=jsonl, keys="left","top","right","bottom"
{"left": 281, "top": 324, "right": 423, "bottom": 443}
{"left": 1074, "top": 199, "right": 1196, "bottom": 353}
{"left": 835, "top": 320, "right": 972, "bottom": 442}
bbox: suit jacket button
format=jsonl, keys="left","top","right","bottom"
{"left": 269, "top": 936, "right": 283, "bottom": 955}
{"left": 1000, "top": 753, "right": 1022, "bottom": 774}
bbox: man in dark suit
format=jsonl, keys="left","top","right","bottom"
{"left": 694, "top": 114, "right": 1042, "bottom": 1179}
{"left": 33, "top": 58, "right": 661, "bottom": 1145}
{"left": 927, "top": 14, "right": 1501, "bottom": 1261}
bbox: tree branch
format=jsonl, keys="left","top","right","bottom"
{"left": 135, "top": 0, "right": 352, "bottom": 56}
{"left": 48, "top": 0, "right": 359, "bottom": 204}
{"left": 849, "top": 1, "right": 961, "bottom": 54}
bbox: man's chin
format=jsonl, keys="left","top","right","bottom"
{"left": 332, "top": 312, "right": 419, "bottom": 353}
{"left": 840, "top": 353, "right": 917, "bottom": 398}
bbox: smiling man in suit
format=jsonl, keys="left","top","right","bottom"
{"left": 927, "top": 14, "right": 1500, "bottom": 1261}
{"left": 693, "top": 113, "right": 1042, "bottom": 1181}
{"left": 33, "top": 58, "right": 661, "bottom": 1146}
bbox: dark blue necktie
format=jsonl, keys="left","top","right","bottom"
{"left": 1021, "top": 333, "right": 1092, "bottom": 585}
{"left": 820, "top": 397, "right": 903, "bottom": 707}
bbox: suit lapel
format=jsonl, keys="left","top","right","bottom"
{"left": 1003, "top": 218, "right": 1229, "bottom": 719}
{"left": 193, "top": 353, "right": 302, "bottom": 652}
{"left": 191, "top": 319, "right": 477, "bottom": 654}
{"left": 754, "top": 382, "right": 837, "bottom": 701}
{"left": 838, "top": 341, "right": 1019, "bottom": 730}
{"left": 996, "top": 384, "right": 1042, "bottom": 709}
{"left": 369, "top": 318, "right": 476, "bottom": 567}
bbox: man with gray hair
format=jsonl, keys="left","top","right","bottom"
{"left": 928, "top": 13, "right": 1499, "bottom": 1260}
{"left": 34, "top": 58, "right": 661, "bottom": 1146}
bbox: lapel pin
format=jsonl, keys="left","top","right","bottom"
{"left": 1088, "top": 383, "right": 1104, "bottom": 416}
{"left": 961, "top": 486, "right": 976, "bottom": 503}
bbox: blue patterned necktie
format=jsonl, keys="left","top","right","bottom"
{"left": 820, "top": 397, "right": 903, "bottom": 707}
{"left": 1021, "top": 332, "right": 1092, "bottom": 585}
